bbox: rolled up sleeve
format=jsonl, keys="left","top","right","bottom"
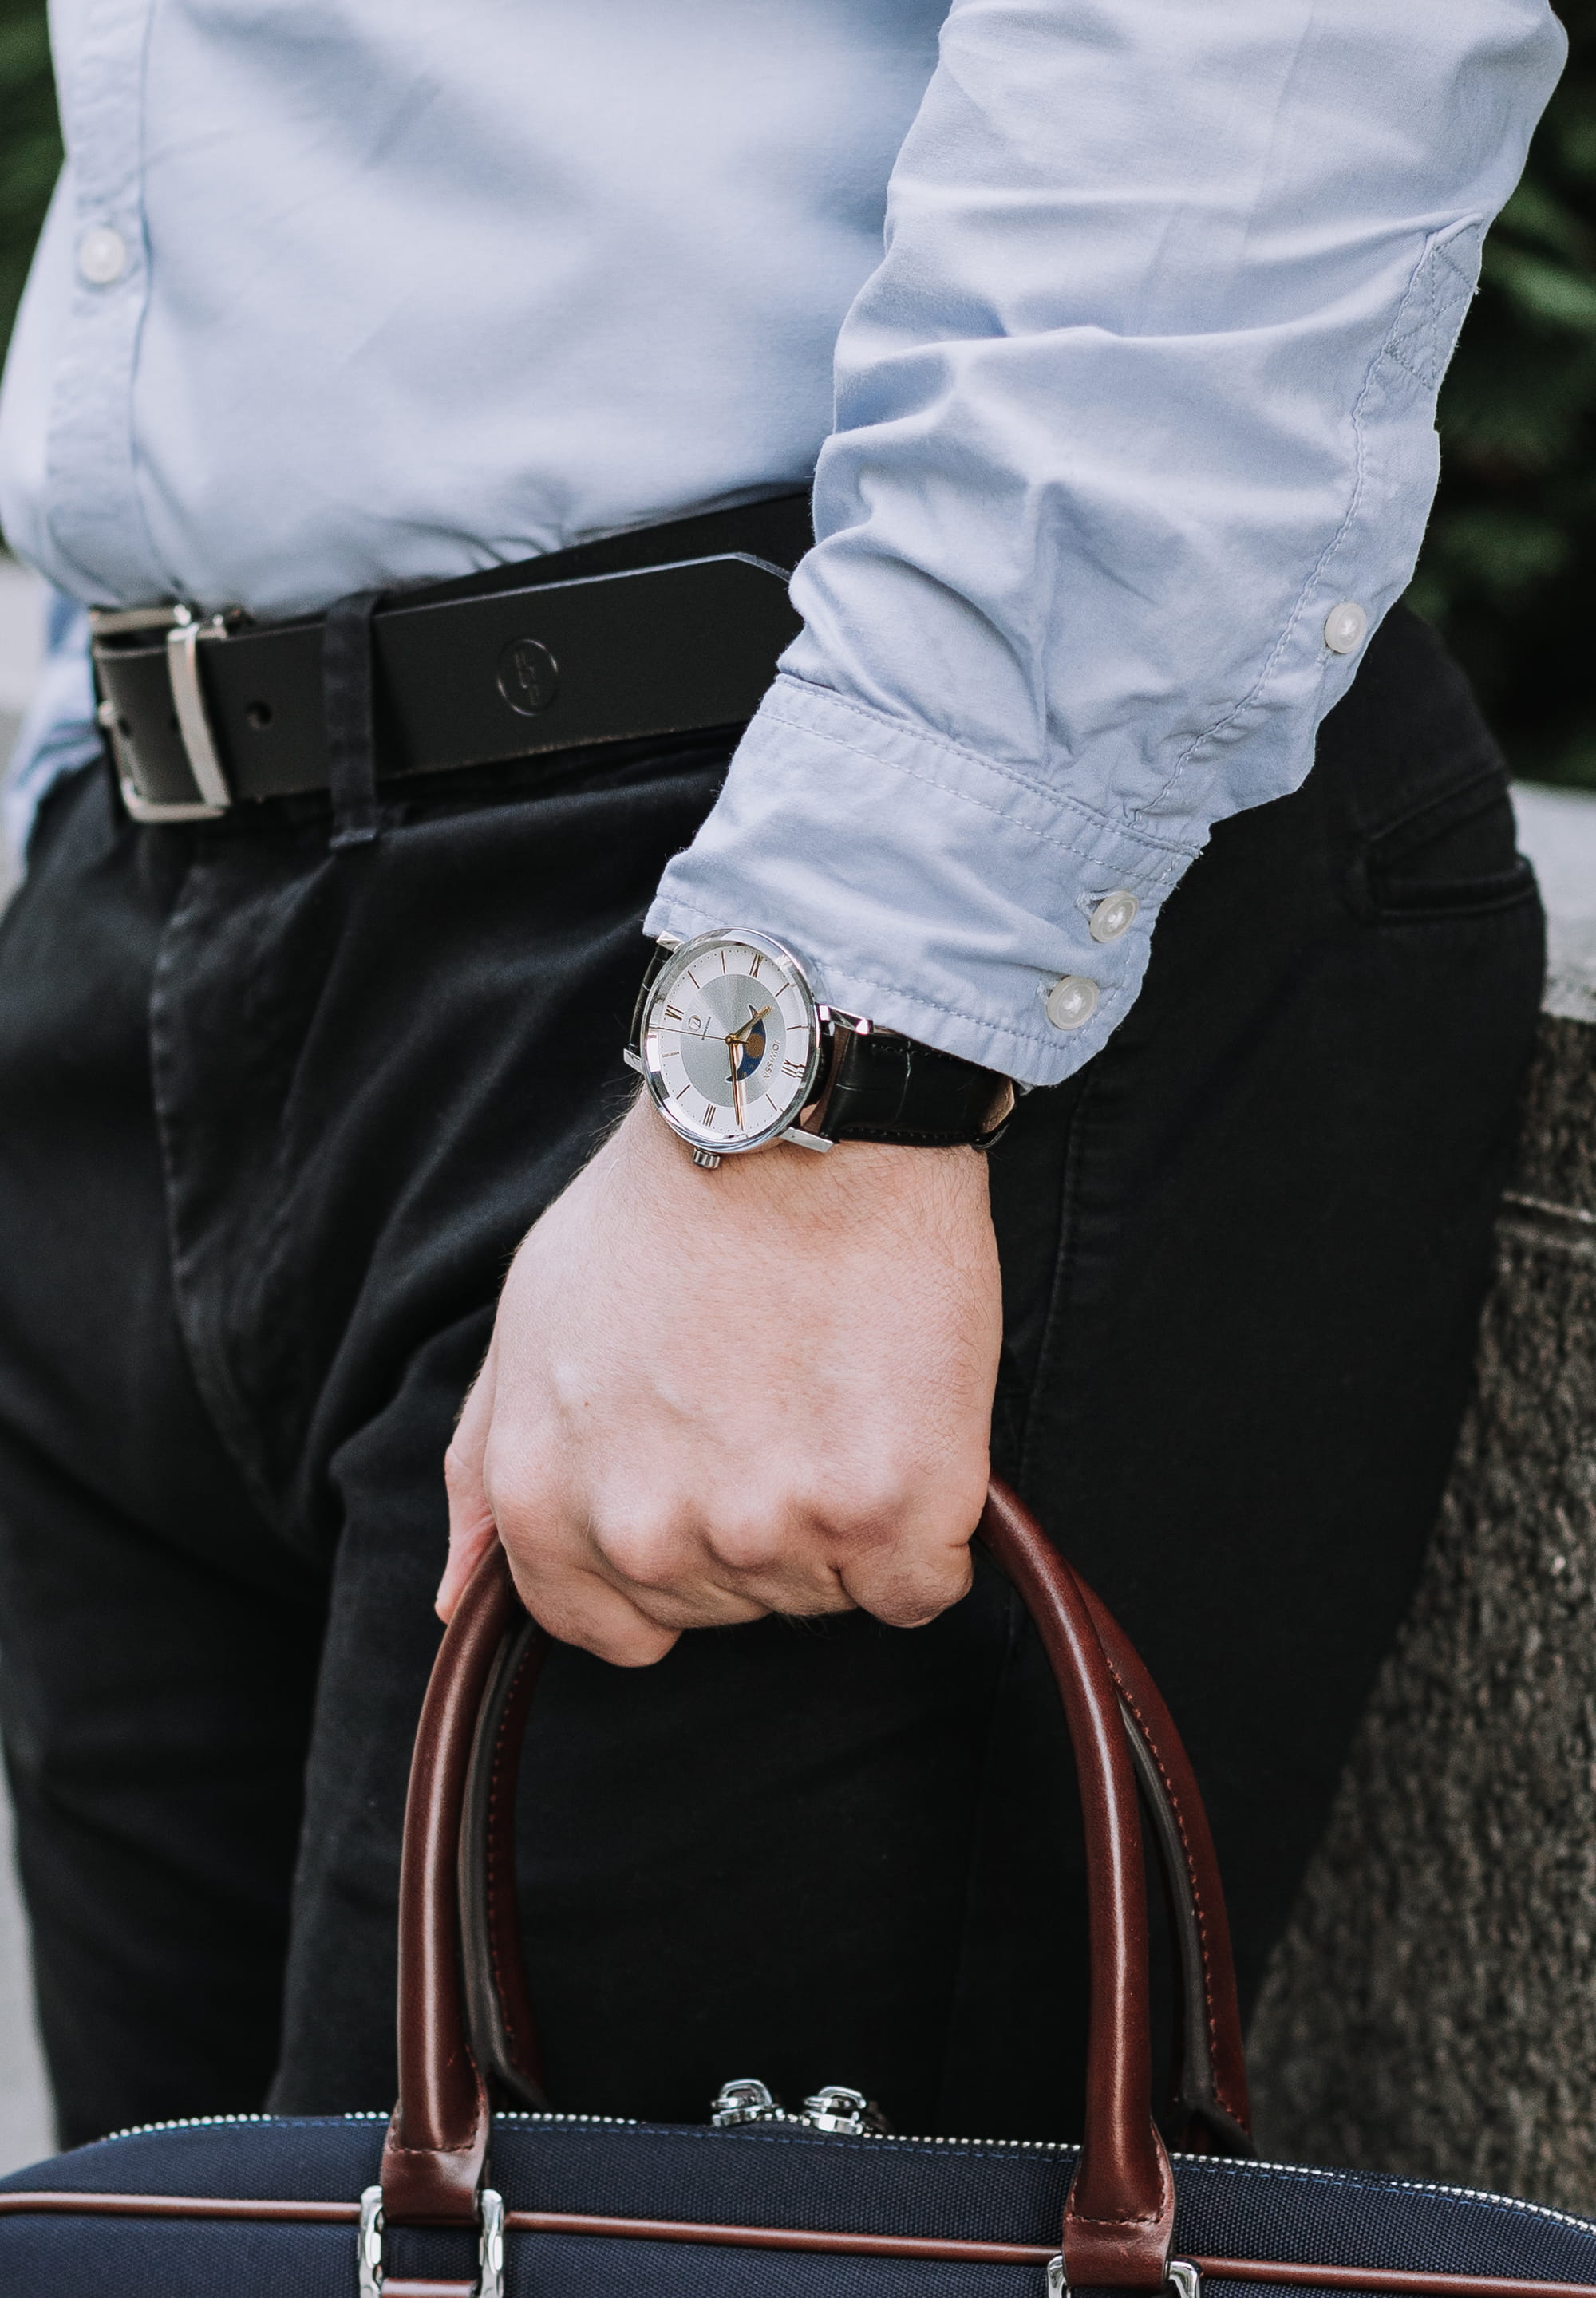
{"left": 648, "top": 0, "right": 1564, "bottom": 1084}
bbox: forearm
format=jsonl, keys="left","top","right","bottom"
{"left": 650, "top": 0, "right": 1565, "bottom": 1084}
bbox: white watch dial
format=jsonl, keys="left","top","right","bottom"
{"left": 641, "top": 930, "right": 821, "bottom": 1154}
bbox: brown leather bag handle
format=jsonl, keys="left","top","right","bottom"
{"left": 380, "top": 1541, "right": 517, "bottom": 2226}
{"left": 460, "top": 1517, "right": 1252, "bottom": 2162}
{"left": 1078, "top": 1574, "right": 1251, "bottom": 2155}
{"left": 381, "top": 1481, "right": 1243, "bottom": 2285}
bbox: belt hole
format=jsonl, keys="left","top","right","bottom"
{"left": 245, "top": 700, "right": 273, "bottom": 730}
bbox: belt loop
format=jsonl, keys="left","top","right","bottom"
{"left": 323, "top": 587, "right": 387, "bottom": 849}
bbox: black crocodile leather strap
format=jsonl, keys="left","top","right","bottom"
{"left": 804, "top": 1026, "right": 1013, "bottom": 1149}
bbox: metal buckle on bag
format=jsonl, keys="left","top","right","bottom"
{"left": 358, "top": 2185, "right": 504, "bottom": 2298}
{"left": 1047, "top": 2263, "right": 1200, "bottom": 2298}
{"left": 90, "top": 602, "right": 239, "bottom": 822}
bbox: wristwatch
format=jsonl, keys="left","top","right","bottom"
{"left": 624, "top": 929, "right": 1015, "bottom": 1168}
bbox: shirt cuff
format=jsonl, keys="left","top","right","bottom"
{"left": 645, "top": 673, "right": 1200, "bottom": 1090}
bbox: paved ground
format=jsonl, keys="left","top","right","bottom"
{"left": 0, "top": 563, "right": 1590, "bottom": 2174}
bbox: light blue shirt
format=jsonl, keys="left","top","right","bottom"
{"left": 0, "top": 0, "right": 1562, "bottom": 1084}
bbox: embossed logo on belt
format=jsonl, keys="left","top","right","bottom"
{"left": 496, "top": 637, "right": 560, "bottom": 717}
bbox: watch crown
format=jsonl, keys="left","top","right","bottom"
{"left": 691, "top": 1147, "right": 722, "bottom": 1170}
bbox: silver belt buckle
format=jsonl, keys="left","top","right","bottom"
{"left": 91, "top": 602, "right": 238, "bottom": 823}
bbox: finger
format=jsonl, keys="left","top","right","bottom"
{"left": 691, "top": 1510, "right": 857, "bottom": 1622}
{"left": 488, "top": 1475, "right": 713, "bottom": 1657}
{"left": 506, "top": 1554, "right": 682, "bottom": 1668}
{"left": 580, "top": 1504, "right": 781, "bottom": 1633}
{"left": 595, "top": 1570, "right": 776, "bottom": 1633}
{"left": 437, "top": 1491, "right": 500, "bottom": 1625}
{"left": 437, "top": 1337, "right": 500, "bottom": 1622}
{"left": 837, "top": 1526, "right": 976, "bottom": 1628}
{"left": 579, "top": 1486, "right": 865, "bottom": 1629}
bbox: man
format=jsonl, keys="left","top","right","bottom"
{"left": 0, "top": 1, "right": 1559, "bottom": 2149}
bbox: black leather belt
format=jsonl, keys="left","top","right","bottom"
{"left": 90, "top": 493, "right": 810, "bottom": 823}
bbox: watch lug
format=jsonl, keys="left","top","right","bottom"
{"left": 784, "top": 1124, "right": 833, "bottom": 1153}
{"left": 622, "top": 1046, "right": 644, "bottom": 1074}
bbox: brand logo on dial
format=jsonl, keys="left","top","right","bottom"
{"left": 496, "top": 637, "right": 560, "bottom": 717}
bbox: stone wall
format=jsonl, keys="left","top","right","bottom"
{"left": 1249, "top": 986, "right": 1596, "bottom": 2211}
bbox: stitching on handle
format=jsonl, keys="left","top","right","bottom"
{"left": 484, "top": 1641, "right": 536, "bottom": 2066}
{"left": 1108, "top": 1665, "right": 1241, "bottom": 2126}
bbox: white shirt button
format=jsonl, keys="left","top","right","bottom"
{"left": 1045, "top": 974, "right": 1100, "bottom": 1031}
{"left": 77, "top": 225, "right": 128, "bottom": 286}
{"left": 1324, "top": 601, "right": 1368, "bottom": 656}
{"left": 1088, "top": 890, "right": 1139, "bottom": 943}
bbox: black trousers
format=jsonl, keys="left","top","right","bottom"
{"left": 0, "top": 606, "right": 1542, "bottom": 2152}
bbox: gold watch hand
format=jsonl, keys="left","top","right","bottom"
{"left": 729, "top": 1001, "right": 772, "bottom": 1049}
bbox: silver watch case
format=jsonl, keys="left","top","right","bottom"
{"left": 633, "top": 928, "right": 830, "bottom": 1160}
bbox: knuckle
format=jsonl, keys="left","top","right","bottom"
{"left": 820, "top": 1472, "right": 917, "bottom": 1551}
{"left": 595, "top": 1513, "right": 697, "bottom": 1593}
{"left": 704, "top": 1513, "right": 791, "bottom": 1577}
{"left": 480, "top": 1427, "right": 566, "bottom": 1526}
{"left": 825, "top": 1443, "right": 987, "bottom": 1551}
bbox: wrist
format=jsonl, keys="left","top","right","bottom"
{"left": 622, "top": 1091, "right": 994, "bottom": 1227}
{"left": 626, "top": 928, "right": 1014, "bottom": 1166}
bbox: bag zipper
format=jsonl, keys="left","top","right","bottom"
{"left": 95, "top": 2103, "right": 1596, "bottom": 2247}
{"left": 710, "top": 2079, "right": 887, "bottom": 2136}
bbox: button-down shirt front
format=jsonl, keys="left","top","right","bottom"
{"left": 0, "top": 0, "right": 1563, "bottom": 1083}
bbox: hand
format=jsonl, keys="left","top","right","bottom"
{"left": 438, "top": 1096, "right": 1001, "bottom": 1664}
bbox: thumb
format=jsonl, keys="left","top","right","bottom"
{"left": 438, "top": 1335, "right": 500, "bottom": 1621}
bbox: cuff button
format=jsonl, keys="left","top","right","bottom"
{"left": 1088, "top": 890, "right": 1139, "bottom": 943}
{"left": 1046, "top": 975, "right": 1100, "bottom": 1031}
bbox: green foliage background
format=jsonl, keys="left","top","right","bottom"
{"left": 0, "top": 0, "right": 57, "bottom": 385}
{"left": 0, "top": 0, "right": 1592, "bottom": 787}
{"left": 1408, "top": 2, "right": 1596, "bottom": 788}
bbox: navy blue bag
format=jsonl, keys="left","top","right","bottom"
{"left": 2, "top": 1483, "right": 1592, "bottom": 2298}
